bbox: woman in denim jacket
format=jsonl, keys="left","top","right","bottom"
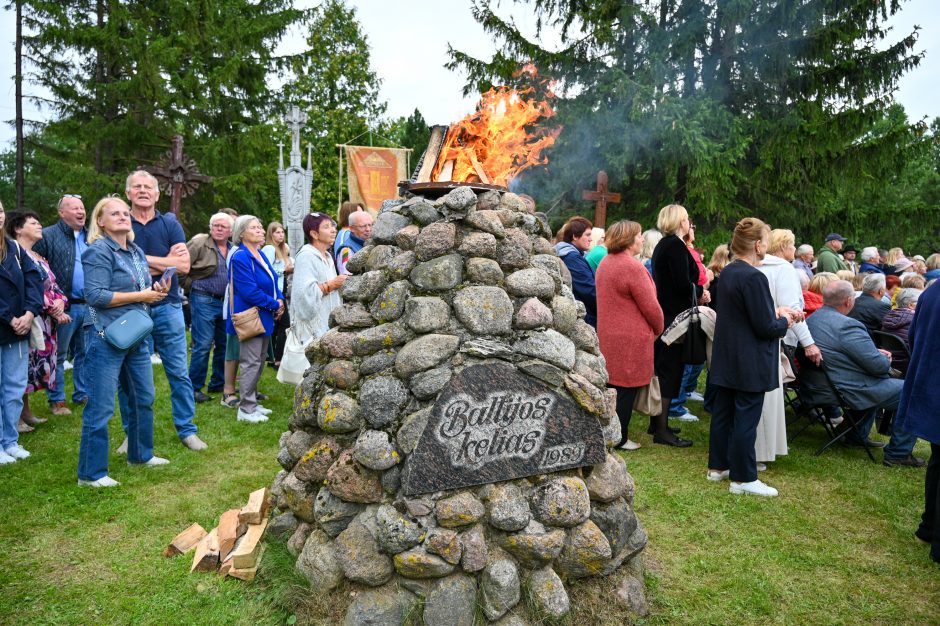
{"left": 77, "top": 197, "right": 170, "bottom": 487}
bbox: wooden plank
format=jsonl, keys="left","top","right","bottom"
{"left": 227, "top": 544, "right": 265, "bottom": 581}
{"left": 190, "top": 528, "right": 220, "bottom": 573}
{"left": 239, "top": 487, "right": 271, "bottom": 525}
{"left": 465, "top": 148, "right": 490, "bottom": 184}
{"left": 230, "top": 518, "right": 269, "bottom": 569}
{"left": 436, "top": 160, "right": 455, "bottom": 182}
{"left": 217, "top": 509, "right": 247, "bottom": 561}
{"left": 163, "top": 523, "right": 207, "bottom": 557}
{"left": 414, "top": 125, "right": 447, "bottom": 183}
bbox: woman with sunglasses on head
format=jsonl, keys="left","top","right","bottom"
{"left": 292, "top": 213, "right": 347, "bottom": 340}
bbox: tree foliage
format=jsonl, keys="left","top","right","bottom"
{"left": 447, "top": 0, "right": 937, "bottom": 251}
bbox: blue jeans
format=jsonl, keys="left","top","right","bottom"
{"left": 188, "top": 293, "right": 225, "bottom": 392}
{"left": 78, "top": 328, "right": 155, "bottom": 480}
{"left": 849, "top": 388, "right": 916, "bottom": 458}
{"left": 119, "top": 303, "right": 197, "bottom": 439}
{"left": 48, "top": 303, "right": 87, "bottom": 404}
{"left": 670, "top": 363, "right": 704, "bottom": 416}
{"left": 1, "top": 339, "right": 29, "bottom": 449}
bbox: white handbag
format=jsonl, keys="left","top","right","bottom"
{"left": 277, "top": 321, "right": 314, "bottom": 385}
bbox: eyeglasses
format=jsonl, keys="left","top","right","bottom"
{"left": 63, "top": 194, "right": 82, "bottom": 199}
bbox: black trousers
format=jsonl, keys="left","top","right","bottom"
{"left": 918, "top": 443, "right": 940, "bottom": 563}
{"left": 708, "top": 385, "right": 766, "bottom": 483}
{"left": 610, "top": 385, "right": 640, "bottom": 445}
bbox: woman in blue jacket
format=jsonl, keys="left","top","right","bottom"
{"left": 227, "top": 216, "right": 284, "bottom": 423}
{"left": 554, "top": 216, "right": 597, "bottom": 327}
{"left": 0, "top": 201, "right": 44, "bottom": 464}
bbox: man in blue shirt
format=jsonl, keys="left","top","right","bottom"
{"left": 120, "top": 170, "right": 207, "bottom": 452}
{"left": 333, "top": 210, "right": 373, "bottom": 274}
{"left": 34, "top": 195, "right": 89, "bottom": 415}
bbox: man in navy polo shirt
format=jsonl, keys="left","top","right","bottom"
{"left": 119, "top": 170, "right": 207, "bottom": 452}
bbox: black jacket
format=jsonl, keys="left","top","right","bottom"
{"left": 848, "top": 293, "right": 890, "bottom": 335}
{"left": 651, "top": 234, "right": 701, "bottom": 325}
{"left": 0, "top": 240, "right": 45, "bottom": 345}
{"left": 710, "top": 260, "right": 788, "bottom": 393}
{"left": 34, "top": 219, "right": 86, "bottom": 300}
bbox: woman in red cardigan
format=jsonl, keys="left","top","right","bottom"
{"left": 596, "top": 221, "right": 665, "bottom": 450}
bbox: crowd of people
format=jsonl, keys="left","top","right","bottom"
{"left": 1, "top": 184, "right": 937, "bottom": 562}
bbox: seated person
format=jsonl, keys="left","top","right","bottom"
{"left": 848, "top": 273, "right": 890, "bottom": 334}
{"left": 802, "top": 281, "right": 923, "bottom": 467}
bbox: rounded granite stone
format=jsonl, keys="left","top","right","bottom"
{"left": 530, "top": 477, "right": 591, "bottom": 528}
{"left": 452, "top": 286, "right": 514, "bottom": 335}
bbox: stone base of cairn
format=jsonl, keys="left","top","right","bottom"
{"left": 269, "top": 187, "right": 649, "bottom": 624}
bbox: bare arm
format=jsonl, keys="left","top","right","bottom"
{"left": 146, "top": 243, "right": 191, "bottom": 274}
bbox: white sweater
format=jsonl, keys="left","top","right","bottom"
{"left": 758, "top": 254, "right": 814, "bottom": 348}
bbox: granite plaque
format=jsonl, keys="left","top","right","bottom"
{"left": 403, "top": 363, "right": 606, "bottom": 495}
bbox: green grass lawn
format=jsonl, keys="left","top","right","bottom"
{"left": 0, "top": 366, "right": 937, "bottom": 625}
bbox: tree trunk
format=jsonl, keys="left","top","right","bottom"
{"left": 15, "top": 0, "right": 24, "bottom": 211}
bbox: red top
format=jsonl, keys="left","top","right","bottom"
{"left": 803, "top": 290, "right": 823, "bottom": 316}
{"left": 596, "top": 252, "right": 665, "bottom": 387}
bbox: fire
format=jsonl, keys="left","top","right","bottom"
{"left": 432, "top": 84, "right": 560, "bottom": 187}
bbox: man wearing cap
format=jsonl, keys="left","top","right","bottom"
{"left": 817, "top": 233, "right": 848, "bottom": 273}
{"left": 843, "top": 245, "right": 859, "bottom": 274}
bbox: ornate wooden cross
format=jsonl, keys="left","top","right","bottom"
{"left": 581, "top": 170, "right": 620, "bottom": 229}
{"left": 144, "top": 135, "right": 213, "bottom": 218}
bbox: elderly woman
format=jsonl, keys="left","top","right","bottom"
{"left": 882, "top": 288, "right": 920, "bottom": 346}
{"left": 755, "top": 229, "right": 823, "bottom": 469}
{"left": 649, "top": 204, "right": 706, "bottom": 447}
{"left": 7, "top": 211, "right": 70, "bottom": 433}
{"left": 596, "top": 221, "right": 664, "bottom": 451}
{"left": 638, "top": 229, "right": 662, "bottom": 275}
{"left": 292, "top": 212, "right": 347, "bottom": 340}
{"left": 708, "top": 218, "right": 797, "bottom": 497}
{"left": 0, "top": 201, "right": 44, "bottom": 465}
{"left": 228, "top": 215, "right": 284, "bottom": 423}
{"left": 555, "top": 216, "right": 598, "bottom": 328}
{"left": 77, "top": 197, "right": 170, "bottom": 486}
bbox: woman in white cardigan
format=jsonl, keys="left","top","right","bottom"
{"left": 755, "top": 229, "right": 823, "bottom": 467}
{"left": 291, "top": 213, "right": 347, "bottom": 339}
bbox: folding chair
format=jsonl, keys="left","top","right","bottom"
{"left": 870, "top": 330, "right": 910, "bottom": 377}
{"left": 789, "top": 348, "right": 878, "bottom": 462}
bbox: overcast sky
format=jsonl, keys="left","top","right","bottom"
{"left": 0, "top": 0, "right": 936, "bottom": 147}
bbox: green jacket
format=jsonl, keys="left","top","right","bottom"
{"left": 816, "top": 245, "right": 847, "bottom": 273}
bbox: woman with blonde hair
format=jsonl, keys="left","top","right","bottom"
{"left": 809, "top": 271, "right": 839, "bottom": 295}
{"left": 639, "top": 229, "right": 662, "bottom": 275}
{"left": 885, "top": 247, "right": 906, "bottom": 268}
{"left": 262, "top": 221, "right": 293, "bottom": 368}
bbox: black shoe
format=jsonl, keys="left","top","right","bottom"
{"left": 647, "top": 425, "right": 680, "bottom": 435}
{"left": 883, "top": 455, "right": 926, "bottom": 468}
{"left": 257, "top": 392, "right": 269, "bottom": 401}
{"left": 652, "top": 435, "right": 693, "bottom": 448}
{"left": 845, "top": 438, "right": 886, "bottom": 449}
{"left": 194, "top": 391, "right": 212, "bottom": 403}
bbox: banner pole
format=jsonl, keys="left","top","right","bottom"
{"left": 337, "top": 146, "right": 343, "bottom": 213}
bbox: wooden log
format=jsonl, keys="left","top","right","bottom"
{"left": 465, "top": 148, "right": 490, "bottom": 184}
{"left": 230, "top": 518, "right": 269, "bottom": 569}
{"left": 217, "top": 509, "right": 247, "bottom": 561}
{"left": 414, "top": 125, "right": 447, "bottom": 183}
{"left": 190, "top": 528, "right": 220, "bottom": 573}
{"left": 163, "top": 523, "right": 207, "bottom": 557}
{"left": 227, "top": 545, "right": 265, "bottom": 581}
{"left": 436, "top": 160, "right": 455, "bottom": 182}
{"left": 239, "top": 487, "right": 271, "bottom": 525}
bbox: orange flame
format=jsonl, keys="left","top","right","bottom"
{"left": 432, "top": 84, "right": 560, "bottom": 187}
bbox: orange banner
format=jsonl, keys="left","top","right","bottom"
{"left": 345, "top": 146, "right": 408, "bottom": 211}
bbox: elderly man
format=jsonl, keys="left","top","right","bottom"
{"left": 334, "top": 210, "right": 374, "bottom": 274}
{"left": 119, "top": 170, "right": 206, "bottom": 451}
{"left": 34, "top": 195, "right": 89, "bottom": 416}
{"left": 186, "top": 212, "right": 233, "bottom": 403}
{"left": 816, "top": 233, "right": 848, "bottom": 273}
{"left": 792, "top": 244, "right": 815, "bottom": 282}
{"left": 859, "top": 246, "right": 885, "bottom": 274}
{"left": 804, "top": 281, "right": 923, "bottom": 466}
{"left": 849, "top": 273, "right": 891, "bottom": 334}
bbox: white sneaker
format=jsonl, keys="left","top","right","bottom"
{"left": 116, "top": 438, "right": 128, "bottom": 455}
{"left": 0, "top": 451, "right": 16, "bottom": 464}
{"left": 729, "top": 479, "right": 778, "bottom": 497}
{"left": 756, "top": 462, "right": 767, "bottom": 472}
{"left": 706, "top": 469, "right": 730, "bottom": 482}
{"left": 78, "top": 475, "right": 120, "bottom": 488}
{"left": 150, "top": 354, "right": 163, "bottom": 366}
{"left": 255, "top": 405, "right": 273, "bottom": 416}
{"left": 131, "top": 456, "right": 169, "bottom": 467}
{"left": 64, "top": 360, "right": 73, "bottom": 371}
{"left": 616, "top": 439, "right": 641, "bottom": 451}
{"left": 688, "top": 391, "right": 705, "bottom": 402}
{"left": 675, "top": 411, "right": 700, "bottom": 422}
{"left": 237, "top": 408, "right": 268, "bottom": 423}
{"left": 181, "top": 435, "right": 208, "bottom": 451}
{"left": 4, "top": 445, "right": 30, "bottom": 459}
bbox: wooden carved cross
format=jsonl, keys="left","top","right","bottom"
{"left": 581, "top": 170, "right": 620, "bottom": 229}
{"left": 144, "top": 135, "right": 213, "bottom": 218}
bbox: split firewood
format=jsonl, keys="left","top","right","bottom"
{"left": 415, "top": 125, "right": 447, "bottom": 183}
{"left": 465, "top": 148, "right": 490, "bottom": 184}
{"left": 437, "top": 160, "right": 455, "bottom": 182}
{"left": 239, "top": 487, "right": 271, "bottom": 525}
{"left": 191, "top": 528, "right": 220, "bottom": 573}
{"left": 163, "top": 523, "right": 207, "bottom": 557}
{"left": 217, "top": 508, "right": 247, "bottom": 561}
{"left": 230, "top": 518, "right": 269, "bottom": 569}
{"left": 227, "top": 545, "right": 265, "bottom": 581}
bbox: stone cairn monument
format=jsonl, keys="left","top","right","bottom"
{"left": 269, "top": 186, "right": 648, "bottom": 625}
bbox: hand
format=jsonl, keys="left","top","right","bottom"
{"left": 56, "top": 313, "right": 72, "bottom": 325}
{"left": 274, "top": 299, "right": 285, "bottom": 320}
{"left": 49, "top": 300, "right": 65, "bottom": 316}
{"left": 877, "top": 348, "right": 893, "bottom": 361}
{"left": 139, "top": 286, "right": 168, "bottom": 304}
{"left": 803, "top": 344, "right": 823, "bottom": 366}
{"left": 334, "top": 274, "right": 348, "bottom": 288}
{"left": 170, "top": 243, "right": 188, "bottom": 257}
{"left": 697, "top": 289, "right": 711, "bottom": 305}
{"left": 11, "top": 311, "right": 35, "bottom": 335}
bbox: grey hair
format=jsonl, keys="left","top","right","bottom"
{"left": 125, "top": 169, "right": 159, "bottom": 193}
{"left": 896, "top": 288, "right": 920, "bottom": 310}
{"left": 797, "top": 270, "right": 810, "bottom": 289}
{"left": 231, "top": 215, "right": 260, "bottom": 245}
{"left": 640, "top": 229, "right": 663, "bottom": 261}
{"left": 797, "top": 244, "right": 813, "bottom": 257}
{"left": 209, "top": 212, "right": 235, "bottom": 228}
{"left": 860, "top": 246, "right": 879, "bottom": 262}
{"left": 348, "top": 210, "right": 373, "bottom": 227}
{"left": 861, "top": 272, "right": 886, "bottom": 294}
{"left": 822, "top": 280, "right": 855, "bottom": 307}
